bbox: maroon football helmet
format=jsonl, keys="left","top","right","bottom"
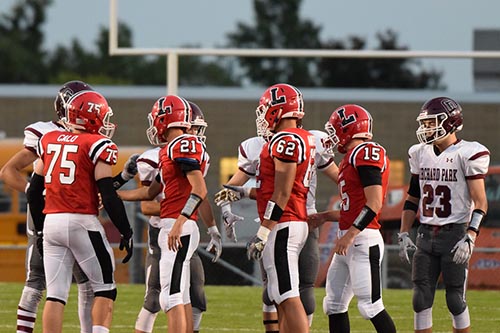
{"left": 324, "top": 104, "right": 373, "bottom": 154}
{"left": 65, "top": 91, "right": 115, "bottom": 138}
{"left": 416, "top": 96, "right": 463, "bottom": 144}
{"left": 255, "top": 83, "right": 304, "bottom": 138}
{"left": 54, "top": 80, "right": 94, "bottom": 120}
{"left": 188, "top": 101, "right": 208, "bottom": 141}
{"left": 147, "top": 95, "right": 192, "bottom": 146}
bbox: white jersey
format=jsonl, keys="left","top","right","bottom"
{"left": 238, "top": 132, "right": 335, "bottom": 214}
{"left": 137, "top": 147, "right": 211, "bottom": 227}
{"left": 408, "top": 140, "right": 490, "bottom": 226}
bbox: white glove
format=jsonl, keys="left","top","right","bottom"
{"left": 246, "top": 226, "right": 270, "bottom": 261}
{"left": 398, "top": 232, "right": 417, "bottom": 264}
{"left": 121, "top": 153, "right": 140, "bottom": 180}
{"left": 206, "top": 226, "right": 222, "bottom": 262}
{"left": 214, "top": 185, "right": 251, "bottom": 207}
{"left": 221, "top": 204, "right": 244, "bottom": 242}
{"left": 451, "top": 233, "right": 475, "bottom": 265}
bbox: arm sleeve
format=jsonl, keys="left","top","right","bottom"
{"left": 407, "top": 174, "right": 421, "bottom": 198}
{"left": 26, "top": 173, "right": 46, "bottom": 232}
{"left": 358, "top": 165, "right": 382, "bottom": 187}
{"left": 97, "top": 177, "right": 132, "bottom": 237}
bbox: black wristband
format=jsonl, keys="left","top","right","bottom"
{"left": 263, "top": 200, "right": 284, "bottom": 221}
{"left": 352, "top": 205, "right": 377, "bottom": 231}
{"left": 181, "top": 193, "right": 203, "bottom": 218}
{"left": 403, "top": 200, "right": 418, "bottom": 213}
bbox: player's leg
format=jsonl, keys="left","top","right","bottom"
{"left": 413, "top": 225, "right": 441, "bottom": 333}
{"left": 135, "top": 225, "right": 161, "bottom": 333}
{"left": 263, "top": 222, "right": 309, "bottom": 333}
{"left": 259, "top": 259, "right": 279, "bottom": 333}
{"left": 323, "top": 251, "right": 353, "bottom": 333}
{"left": 189, "top": 250, "right": 206, "bottom": 333}
{"left": 298, "top": 228, "right": 320, "bottom": 327}
{"left": 350, "top": 230, "right": 396, "bottom": 333}
{"left": 73, "top": 263, "right": 93, "bottom": 333}
{"left": 17, "top": 231, "right": 45, "bottom": 333}
{"left": 42, "top": 216, "right": 75, "bottom": 333}
{"left": 441, "top": 224, "right": 471, "bottom": 333}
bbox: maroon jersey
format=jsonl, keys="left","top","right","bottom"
{"left": 159, "top": 134, "right": 208, "bottom": 219}
{"left": 337, "top": 141, "right": 389, "bottom": 230}
{"left": 38, "top": 130, "right": 118, "bottom": 215}
{"left": 256, "top": 128, "right": 316, "bottom": 223}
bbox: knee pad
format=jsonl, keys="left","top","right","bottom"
{"left": 95, "top": 289, "right": 117, "bottom": 301}
{"left": 323, "top": 295, "right": 349, "bottom": 316}
{"left": 451, "top": 307, "right": 470, "bottom": 330}
{"left": 190, "top": 282, "right": 207, "bottom": 312}
{"left": 144, "top": 287, "right": 161, "bottom": 313}
{"left": 262, "top": 287, "right": 274, "bottom": 307}
{"left": 413, "top": 284, "right": 434, "bottom": 313}
{"left": 262, "top": 303, "right": 277, "bottom": 313}
{"left": 414, "top": 308, "right": 432, "bottom": 330}
{"left": 299, "top": 286, "right": 316, "bottom": 315}
{"left": 135, "top": 307, "right": 159, "bottom": 333}
{"left": 18, "top": 286, "right": 44, "bottom": 313}
{"left": 192, "top": 307, "right": 203, "bottom": 331}
{"left": 445, "top": 287, "right": 467, "bottom": 315}
{"left": 357, "top": 298, "right": 385, "bottom": 320}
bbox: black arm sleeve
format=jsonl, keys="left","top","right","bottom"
{"left": 112, "top": 173, "right": 127, "bottom": 190}
{"left": 175, "top": 158, "right": 201, "bottom": 174}
{"left": 97, "top": 177, "right": 132, "bottom": 237}
{"left": 358, "top": 165, "right": 382, "bottom": 187}
{"left": 407, "top": 174, "right": 421, "bottom": 198}
{"left": 26, "top": 173, "right": 46, "bottom": 233}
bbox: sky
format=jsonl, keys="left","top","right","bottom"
{"left": 2, "top": 0, "right": 500, "bottom": 92}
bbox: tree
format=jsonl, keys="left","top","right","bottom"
{"left": 0, "top": 0, "right": 52, "bottom": 83}
{"left": 318, "top": 30, "right": 444, "bottom": 89}
{"left": 226, "top": 0, "right": 322, "bottom": 87}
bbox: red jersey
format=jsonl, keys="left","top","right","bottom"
{"left": 256, "top": 128, "right": 316, "bottom": 223}
{"left": 158, "top": 134, "right": 208, "bottom": 219}
{"left": 38, "top": 130, "right": 118, "bottom": 215}
{"left": 337, "top": 141, "right": 390, "bottom": 230}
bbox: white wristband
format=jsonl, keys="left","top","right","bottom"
{"left": 256, "top": 226, "right": 271, "bottom": 242}
{"left": 207, "top": 226, "right": 219, "bottom": 235}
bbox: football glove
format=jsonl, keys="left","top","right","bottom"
{"left": 121, "top": 153, "right": 140, "bottom": 181}
{"left": 221, "top": 204, "right": 244, "bottom": 242}
{"left": 397, "top": 232, "right": 416, "bottom": 264}
{"left": 214, "top": 185, "right": 251, "bottom": 207}
{"left": 119, "top": 230, "right": 134, "bottom": 264}
{"left": 206, "top": 226, "right": 222, "bottom": 262}
{"left": 451, "top": 233, "right": 475, "bottom": 265}
{"left": 246, "top": 226, "right": 270, "bottom": 261}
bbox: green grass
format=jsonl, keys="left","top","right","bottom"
{"left": 1, "top": 283, "right": 499, "bottom": 332}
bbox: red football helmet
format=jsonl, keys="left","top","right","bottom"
{"left": 416, "top": 96, "right": 463, "bottom": 144}
{"left": 54, "top": 80, "right": 94, "bottom": 120}
{"left": 147, "top": 95, "right": 192, "bottom": 146}
{"left": 65, "top": 91, "right": 115, "bottom": 138}
{"left": 188, "top": 101, "right": 208, "bottom": 141}
{"left": 324, "top": 104, "right": 373, "bottom": 154}
{"left": 255, "top": 83, "right": 304, "bottom": 138}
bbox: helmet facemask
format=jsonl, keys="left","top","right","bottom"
{"left": 98, "top": 108, "right": 116, "bottom": 138}
{"left": 323, "top": 121, "right": 340, "bottom": 155}
{"left": 416, "top": 113, "right": 449, "bottom": 144}
{"left": 146, "top": 112, "right": 163, "bottom": 146}
{"left": 255, "top": 103, "right": 274, "bottom": 138}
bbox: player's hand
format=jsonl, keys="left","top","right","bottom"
{"left": 121, "top": 153, "right": 140, "bottom": 181}
{"left": 307, "top": 213, "right": 327, "bottom": 229}
{"left": 451, "top": 233, "right": 475, "bottom": 264}
{"left": 222, "top": 205, "right": 244, "bottom": 242}
{"left": 246, "top": 226, "right": 270, "bottom": 261}
{"left": 119, "top": 230, "right": 134, "bottom": 264}
{"left": 397, "top": 231, "right": 417, "bottom": 264}
{"left": 206, "top": 226, "right": 223, "bottom": 262}
{"left": 168, "top": 218, "right": 184, "bottom": 252}
{"left": 214, "top": 185, "right": 251, "bottom": 206}
{"left": 35, "top": 231, "right": 44, "bottom": 260}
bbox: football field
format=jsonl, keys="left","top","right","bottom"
{"left": 0, "top": 282, "right": 499, "bottom": 332}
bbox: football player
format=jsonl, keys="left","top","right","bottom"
{"left": 219, "top": 83, "right": 314, "bottom": 332}
{"left": 399, "top": 97, "right": 489, "bottom": 333}
{"left": 215, "top": 128, "right": 338, "bottom": 332}
{"left": 118, "top": 95, "right": 210, "bottom": 333}
{"left": 308, "top": 104, "right": 396, "bottom": 333}
{"left": 0, "top": 81, "right": 137, "bottom": 333}
{"left": 133, "top": 101, "right": 221, "bottom": 333}
{"left": 26, "top": 91, "right": 134, "bottom": 333}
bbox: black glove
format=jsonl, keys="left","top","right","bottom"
{"left": 119, "top": 230, "right": 134, "bottom": 264}
{"left": 35, "top": 231, "right": 44, "bottom": 260}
